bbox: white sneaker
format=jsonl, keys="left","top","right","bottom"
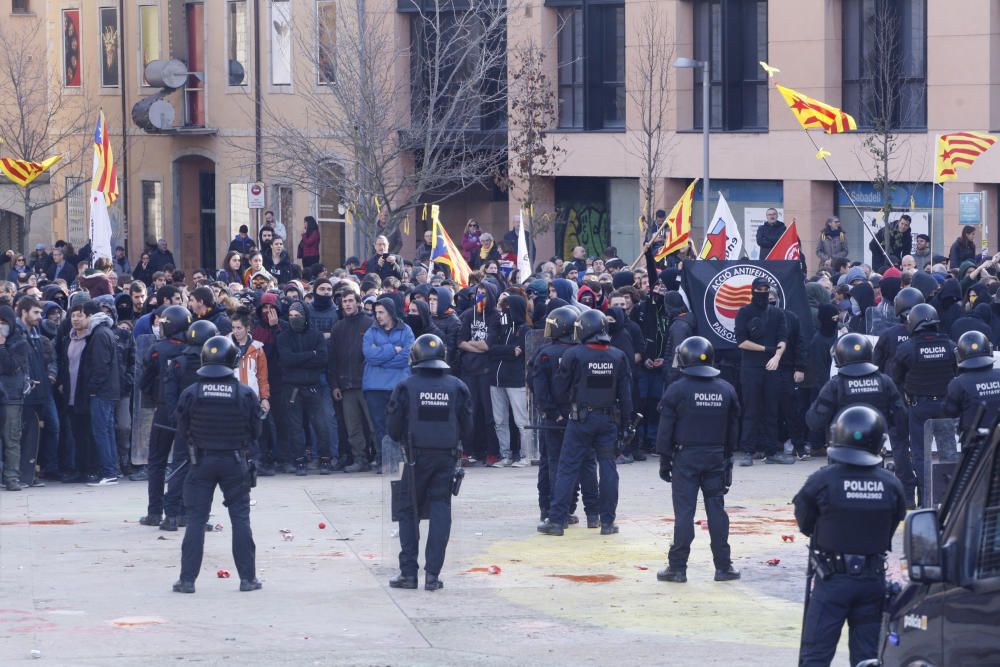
{"left": 87, "top": 476, "right": 119, "bottom": 487}
{"left": 499, "top": 458, "right": 513, "bottom": 467}
{"left": 511, "top": 459, "right": 529, "bottom": 468}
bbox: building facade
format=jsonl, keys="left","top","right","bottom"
{"left": 2, "top": 0, "right": 999, "bottom": 272}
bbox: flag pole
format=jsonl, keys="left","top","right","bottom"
{"left": 929, "top": 133, "right": 937, "bottom": 256}
{"left": 800, "top": 130, "right": 894, "bottom": 268}
{"left": 629, "top": 179, "right": 699, "bottom": 270}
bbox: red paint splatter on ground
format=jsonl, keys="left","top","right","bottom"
{"left": 111, "top": 616, "right": 165, "bottom": 628}
{"left": 547, "top": 574, "right": 619, "bottom": 583}
{"left": 0, "top": 518, "right": 85, "bottom": 526}
{"left": 463, "top": 567, "right": 490, "bottom": 574}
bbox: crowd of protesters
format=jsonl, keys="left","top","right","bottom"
{"left": 0, "top": 206, "right": 990, "bottom": 492}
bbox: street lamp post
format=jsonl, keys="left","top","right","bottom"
{"left": 674, "top": 57, "right": 710, "bottom": 234}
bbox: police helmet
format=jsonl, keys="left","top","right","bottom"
{"left": 574, "top": 309, "right": 611, "bottom": 344}
{"left": 676, "top": 336, "right": 720, "bottom": 377}
{"left": 409, "top": 333, "right": 449, "bottom": 370}
{"left": 893, "top": 287, "right": 924, "bottom": 321}
{"left": 833, "top": 333, "right": 877, "bottom": 377}
{"left": 827, "top": 405, "right": 885, "bottom": 467}
{"left": 186, "top": 320, "right": 219, "bottom": 348}
{"left": 159, "top": 305, "right": 192, "bottom": 338}
{"left": 198, "top": 335, "right": 239, "bottom": 378}
{"left": 956, "top": 330, "right": 996, "bottom": 370}
{"left": 906, "top": 303, "right": 940, "bottom": 335}
{"left": 544, "top": 306, "right": 579, "bottom": 343}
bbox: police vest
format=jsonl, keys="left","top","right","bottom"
{"left": 836, "top": 372, "right": 890, "bottom": 416}
{"left": 152, "top": 339, "right": 186, "bottom": 406}
{"left": 573, "top": 348, "right": 621, "bottom": 409}
{"left": 407, "top": 375, "right": 461, "bottom": 450}
{"left": 172, "top": 349, "right": 202, "bottom": 395}
{"left": 813, "top": 466, "right": 901, "bottom": 554}
{"left": 904, "top": 335, "right": 956, "bottom": 397}
{"left": 188, "top": 379, "right": 252, "bottom": 450}
{"left": 671, "top": 377, "right": 733, "bottom": 446}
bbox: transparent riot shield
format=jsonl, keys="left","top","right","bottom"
{"left": 130, "top": 334, "right": 156, "bottom": 465}
{"left": 922, "top": 417, "right": 959, "bottom": 508}
{"left": 523, "top": 329, "right": 546, "bottom": 464}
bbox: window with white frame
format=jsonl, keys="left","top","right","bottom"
{"left": 230, "top": 183, "right": 251, "bottom": 241}
{"left": 271, "top": 0, "right": 292, "bottom": 85}
{"left": 227, "top": 0, "right": 249, "bottom": 85}
{"left": 317, "top": 0, "right": 336, "bottom": 84}
{"left": 141, "top": 180, "right": 163, "bottom": 243}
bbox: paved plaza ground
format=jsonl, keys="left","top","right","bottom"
{"left": 0, "top": 457, "right": 879, "bottom": 665}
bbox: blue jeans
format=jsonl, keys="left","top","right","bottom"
{"left": 89, "top": 397, "right": 119, "bottom": 478}
{"left": 638, "top": 369, "right": 663, "bottom": 446}
{"left": 547, "top": 412, "right": 619, "bottom": 527}
{"left": 318, "top": 387, "right": 340, "bottom": 461}
{"left": 364, "top": 390, "right": 392, "bottom": 461}
{"left": 29, "top": 397, "right": 60, "bottom": 475}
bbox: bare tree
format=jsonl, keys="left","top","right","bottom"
{"left": 504, "top": 39, "right": 564, "bottom": 238}
{"left": 236, "top": 0, "right": 510, "bottom": 249}
{"left": 626, "top": 5, "right": 673, "bottom": 241}
{"left": 0, "top": 21, "right": 93, "bottom": 249}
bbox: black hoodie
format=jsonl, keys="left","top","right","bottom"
{"left": 933, "top": 278, "right": 963, "bottom": 336}
{"left": 804, "top": 303, "right": 839, "bottom": 389}
{"left": 0, "top": 306, "right": 27, "bottom": 404}
{"left": 458, "top": 282, "right": 498, "bottom": 376}
{"left": 488, "top": 294, "right": 529, "bottom": 387}
{"left": 406, "top": 299, "right": 443, "bottom": 340}
{"left": 431, "top": 286, "right": 462, "bottom": 366}
{"left": 663, "top": 292, "right": 695, "bottom": 381}
{"left": 950, "top": 303, "right": 993, "bottom": 343}
{"left": 276, "top": 302, "right": 328, "bottom": 386}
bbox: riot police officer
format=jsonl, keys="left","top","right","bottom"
{"left": 872, "top": 286, "right": 923, "bottom": 376}
{"left": 386, "top": 334, "right": 473, "bottom": 591}
{"left": 139, "top": 305, "right": 191, "bottom": 527}
{"left": 944, "top": 330, "right": 1000, "bottom": 433}
{"left": 890, "top": 303, "right": 958, "bottom": 503}
{"left": 529, "top": 306, "right": 599, "bottom": 528}
{"left": 805, "top": 333, "right": 909, "bottom": 504}
{"left": 160, "top": 319, "right": 218, "bottom": 531}
{"left": 538, "top": 309, "right": 632, "bottom": 536}
{"left": 793, "top": 405, "right": 907, "bottom": 667}
{"left": 655, "top": 336, "right": 741, "bottom": 583}
{"left": 173, "top": 336, "right": 262, "bottom": 594}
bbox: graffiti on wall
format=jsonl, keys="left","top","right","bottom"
{"left": 556, "top": 203, "right": 610, "bottom": 260}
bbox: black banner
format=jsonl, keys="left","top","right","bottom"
{"left": 682, "top": 260, "right": 813, "bottom": 350}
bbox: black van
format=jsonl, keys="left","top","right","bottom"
{"left": 876, "top": 418, "right": 1000, "bottom": 666}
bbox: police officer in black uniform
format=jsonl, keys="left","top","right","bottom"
{"left": 173, "top": 336, "right": 262, "bottom": 594}
{"left": 805, "top": 333, "right": 909, "bottom": 503}
{"left": 891, "top": 303, "right": 958, "bottom": 503}
{"left": 139, "top": 305, "right": 191, "bottom": 527}
{"left": 538, "top": 309, "right": 632, "bottom": 536}
{"left": 944, "top": 330, "right": 1000, "bottom": 433}
{"left": 872, "top": 286, "right": 923, "bottom": 377}
{"left": 794, "top": 405, "right": 907, "bottom": 667}
{"left": 655, "top": 336, "right": 741, "bottom": 583}
{"left": 386, "top": 334, "right": 473, "bottom": 591}
{"left": 529, "top": 306, "right": 599, "bottom": 528}
{"left": 160, "top": 319, "right": 219, "bottom": 531}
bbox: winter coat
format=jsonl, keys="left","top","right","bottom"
{"left": 132, "top": 261, "right": 154, "bottom": 286}
{"left": 228, "top": 234, "right": 255, "bottom": 255}
{"left": 457, "top": 283, "right": 497, "bottom": 376}
{"left": 361, "top": 254, "right": 405, "bottom": 281}
{"left": 276, "top": 304, "right": 328, "bottom": 387}
{"left": 405, "top": 299, "right": 443, "bottom": 340}
{"left": 297, "top": 229, "right": 321, "bottom": 260}
{"left": 869, "top": 223, "right": 912, "bottom": 272}
{"left": 149, "top": 248, "right": 176, "bottom": 272}
{"left": 197, "top": 304, "right": 232, "bottom": 335}
{"left": 329, "top": 310, "right": 373, "bottom": 391}
{"left": 361, "top": 298, "right": 413, "bottom": 391}
{"left": 460, "top": 231, "right": 481, "bottom": 262}
{"left": 0, "top": 306, "right": 29, "bottom": 404}
{"left": 431, "top": 287, "right": 462, "bottom": 366}
{"left": 816, "top": 225, "right": 848, "bottom": 263}
{"left": 756, "top": 220, "right": 787, "bottom": 259}
{"left": 949, "top": 238, "right": 977, "bottom": 270}
{"left": 235, "top": 336, "right": 270, "bottom": 400}
{"left": 264, "top": 251, "right": 296, "bottom": 285}
{"left": 488, "top": 294, "right": 529, "bottom": 388}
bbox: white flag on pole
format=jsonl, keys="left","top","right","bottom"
{"left": 699, "top": 193, "right": 743, "bottom": 260}
{"left": 517, "top": 211, "right": 532, "bottom": 283}
{"left": 89, "top": 189, "right": 113, "bottom": 261}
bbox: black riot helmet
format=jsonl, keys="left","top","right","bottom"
{"left": 544, "top": 306, "right": 578, "bottom": 343}
{"left": 186, "top": 320, "right": 219, "bottom": 348}
{"left": 893, "top": 287, "right": 924, "bottom": 321}
{"left": 956, "top": 330, "right": 995, "bottom": 370}
{"left": 906, "top": 303, "right": 940, "bottom": 335}
{"left": 159, "top": 305, "right": 192, "bottom": 338}
{"left": 574, "top": 309, "right": 611, "bottom": 344}
{"left": 827, "top": 405, "right": 885, "bottom": 467}
{"left": 198, "top": 335, "right": 239, "bottom": 378}
{"left": 409, "top": 333, "right": 449, "bottom": 370}
{"left": 833, "top": 333, "right": 877, "bottom": 377}
{"left": 676, "top": 336, "right": 720, "bottom": 377}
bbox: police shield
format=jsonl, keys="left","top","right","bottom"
{"left": 922, "top": 417, "right": 959, "bottom": 508}
{"left": 130, "top": 333, "right": 157, "bottom": 465}
{"left": 523, "top": 328, "right": 546, "bottom": 463}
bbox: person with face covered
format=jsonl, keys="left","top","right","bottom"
{"left": 576, "top": 283, "right": 601, "bottom": 311}
{"left": 931, "top": 277, "right": 963, "bottom": 336}
{"left": 662, "top": 292, "right": 696, "bottom": 386}
{"left": 457, "top": 282, "right": 499, "bottom": 464}
{"left": 278, "top": 302, "right": 335, "bottom": 475}
{"left": 405, "top": 299, "right": 443, "bottom": 339}
{"left": 428, "top": 287, "right": 461, "bottom": 367}
{"left": 734, "top": 277, "right": 795, "bottom": 466}
{"left": 487, "top": 293, "right": 533, "bottom": 466}
{"left": 847, "top": 281, "right": 875, "bottom": 334}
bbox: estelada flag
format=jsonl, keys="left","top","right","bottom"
{"left": 429, "top": 204, "right": 472, "bottom": 288}
{"left": 699, "top": 193, "right": 743, "bottom": 261}
{"left": 0, "top": 155, "right": 62, "bottom": 187}
{"left": 935, "top": 132, "right": 997, "bottom": 183}
{"left": 765, "top": 221, "right": 801, "bottom": 261}
{"left": 654, "top": 179, "right": 698, "bottom": 262}
{"left": 776, "top": 84, "right": 857, "bottom": 134}
{"left": 682, "top": 260, "right": 813, "bottom": 350}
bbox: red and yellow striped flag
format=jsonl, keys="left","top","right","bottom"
{"left": 935, "top": 132, "right": 997, "bottom": 183}
{"left": 654, "top": 179, "right": 698, "bottom": 262}
{"left": 776, "top": 84, "right": 857, "bottom": 134}
{"left": 0, "top": 155, "right": 62, "bottom": 187}
{"left": 429, "top": 205, "right": 472, "bottom": 288}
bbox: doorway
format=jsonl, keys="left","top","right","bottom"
{"left": 173, "top": 155, "right": 216, "bottom": 271}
